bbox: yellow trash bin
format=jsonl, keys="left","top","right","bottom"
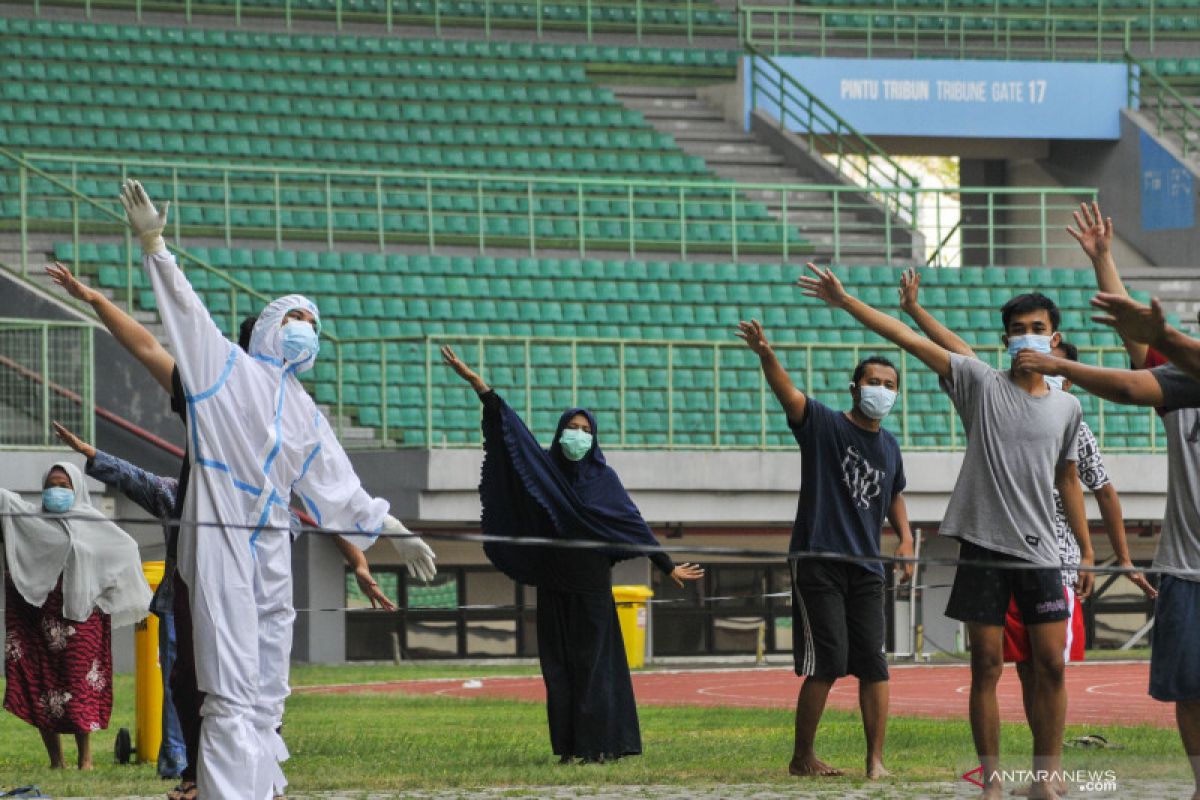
{"left": 134, "top": 561, "right": 165, "bottom": 764}
{"left": 612, "top": 585, "right": 654, "bottom": 669}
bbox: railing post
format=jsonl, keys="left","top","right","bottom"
{"left": 325, "top": 173, "right": 334, "bottom": 251}
{"left": 679, "top": 185, "right": 687, "bottom": 260}
{"left": 619, "top": 340, "right": 626, "bottom": 446}
{"left": 71, "top": 163, "right": 79, "bottom": 272}
{"left": 376, "top": 174, "right": 386, "bottom": 253}
{"left": 570, "top": 340, "right": 578, "bottom": 407}
{"left": 173, "top": 167, "right": 181, "bottom": 243}
{"left": 425, "top": 177, "right": 435, "bottom": 251}
{"left": 223, "top": 169, "right": 232, "bottom": 248}
{"left": 336, "top": 0, "right": 344, "bottom": 31}
{"left": 666, "top": 343, "right": 674, "bottom": 449}
{"left": 84, "top": 325, "right": 95, "bottom": 443}
{"left": 275, "top": 171, "right": 283, "bottom": 250}
{"left": 577, "top": 182, "right": 585, "bottom": 259}
{"left": 524, "top": 338, "right": 533, "bottom": 424}
{"left": 380, "top": 340, "right": 389, "bottom": 444}
{"left": 337, "top": 343, "right": 345, "bottom": 440}
{"left": 781, "top": 187, "right": 789, "bottom": 263}
{"left": 477, "top": 179, "right": 486, "bottom": 255}
{"left": 535, "top": 0, "right": 542, "bottom": 38}
{"left": 627, "top": 184, "right": 635, "bottom": 259}
{"left": 1039, "top": 191, "right": 1048, "bottom": 265}
{"left": 730, "top": 185, "right": 739, "bottom": 260}
{"left": 635, "top": 0, "right": 643, "bottom": 43}
{"left": 527, "top": 182, "right": 536, "bottom": 256}
{"left": 987, "top": 191, "right": 995, "bottom": 266}
{"left": 40, "top": 324, "right": 50, "bottom": 446}
{"left": 18, "top": 163, "right": 27, "bottom": 276}
{"left": 833, "top": 191, "right": 842, "bottom": 263}
{"left": 712, "top": 343, "right": 721, "bottom": 446}
{"left": 585, "top": 0, "right": 592, "bottom": 41}
{"left": 686, "top": 0, "right": 693, "bottom": 44}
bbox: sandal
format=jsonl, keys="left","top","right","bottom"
{"left": 166, "top": 781, "right": 198, "bottom": 800}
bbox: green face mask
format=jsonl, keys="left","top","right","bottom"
{"left": 559, "top": 428, "right": 594, "bottom": 461}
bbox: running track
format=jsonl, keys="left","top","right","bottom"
{"left": 298, "top": 662, "right": 1171, "bottom": 728}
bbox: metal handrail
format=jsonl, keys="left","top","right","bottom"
{"left": 323, "top": 334, "right": 1162, "bottom": 453}
{"left": 744, "top": 44, "right": 921, "bottom": 221}
{"left": 0, "top": 318, "right": 95, "bottom": 448}
{"left": 27, "top": 0, "right": 737, "bottom": 42}
{"left": 740, "top": 5, "right": 1136, "bottom": 61}
{"left": 1126, "top": 51, "right": 1200, "bottom": 160}
{"left": 15, "top": 152, "right": 1097, "bottom": 267}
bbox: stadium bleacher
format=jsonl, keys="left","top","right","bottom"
{"left": 53, "top": 240, "right": 1161, "bottom": 450}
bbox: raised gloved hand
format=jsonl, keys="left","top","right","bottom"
{"left": 118, "top": 179, "right": 170, "bottom": 254}
{"left": 383, "top": 514, "right": 437, "bottom": 583}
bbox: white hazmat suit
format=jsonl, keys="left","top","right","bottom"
{"left": 121, "top": 180, "right": 435, "bottom": 800}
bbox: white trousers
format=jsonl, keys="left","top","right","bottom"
{"left": 183, "top": 518, "right": 293, "bottom": 800}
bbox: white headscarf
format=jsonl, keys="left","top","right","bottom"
{"left": 0, "top": 461, "right": 151, "bottom": 628}
{"left": 249, "top": 294, "right": 321, "bottom": 374}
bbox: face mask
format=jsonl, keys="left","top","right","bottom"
{"left": 559, "top": 428, "right": 594, "bottom": 461}
{"left": 42, "top": 487, "right": 74, "bottom": 513}
{"left": 281, "top": 319, "right": 319, "bottom": 366}
{"left": 1044, "top": 375, "right": 1065, "bottom": 391}
{"left": 1006, "top": 333, "right": 1053, "bottom": 359}
{"left": 857, "top": 385, "right": 897, "bottom": 420}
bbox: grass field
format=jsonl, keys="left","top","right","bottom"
{"left": 0, "top": 661, "right": 1187, "bottom": 799}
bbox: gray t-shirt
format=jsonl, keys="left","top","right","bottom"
{"left": 939, "top": 354, "right": 1082, "bottom": 565}
{"left": 1151, "top": 364, "right": 1200, "bottom": 582}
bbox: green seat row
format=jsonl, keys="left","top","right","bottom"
{"left": 0, "top": 17, "right": 740, "bottom": 70}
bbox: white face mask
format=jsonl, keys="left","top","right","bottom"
{"left": 1044, "top": 375, "right": 1065, "bottom": 391}
{"left": 856, "top": 385, "right": 897, "bottom": 420}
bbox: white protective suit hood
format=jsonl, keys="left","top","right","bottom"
{"left": 0, "top": 461, "right": 151, "bottom": 627}
{"left": 249, "top": 294, "right": 321, "bottom": 374}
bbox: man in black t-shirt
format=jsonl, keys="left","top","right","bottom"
{"left": 735, "top": 320, "right": 913, "bottom": 781}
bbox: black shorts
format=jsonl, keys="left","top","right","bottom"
{"left": 1150, "top": 575, "right": 1200, "bottom": 702}
{"left": 946, "top": 539, "right": 1070, "bottom": 627}
{"left": 790, "top": 557, "right": 889, "bottom": 683}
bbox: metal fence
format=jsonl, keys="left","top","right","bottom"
{"left": 321, "top": 335, "right": 1163, "bottom": 453}
{"left": 741, "top": 6, "right": 1136, "bottom": 61}
{"left": 1128, "top": 52, "right": 1200, "bottom": 162}
{"left": 26, "top": 0, "right": 736, "bottom": 42}
{"left": 13, "top": 153, "right": 1097, "bottom": 278}
{"left": 0, "top": 318, "right": 95, "bottom": 449}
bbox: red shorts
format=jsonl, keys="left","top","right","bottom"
{"left": 1002, "top": 585, "right": 1084, "bottom": 663}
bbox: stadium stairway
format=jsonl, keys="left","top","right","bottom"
{"left": 612, "top": 85, "right": 912, "bottom": 264}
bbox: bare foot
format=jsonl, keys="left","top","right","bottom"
{"left": 978, "top": 785, "right": 1002, "bottom": 800}
{"left": 49, "top": 759, "right": 66, "bottom": 769}
{"left": 78, "top": 758, "right": 94, "bottom": 770}
{"left": 1013, "top": 781, "right": 1067, "bottom": 798}
{"left": 788, "top": 753, "right": 844, "bottom": 777}
{"left": 866, "top": 759, "right": 890, "bottom": 780}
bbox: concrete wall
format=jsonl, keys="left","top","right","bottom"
{"left": 1044, "top": 111, "right": 1200, "bottom": 268}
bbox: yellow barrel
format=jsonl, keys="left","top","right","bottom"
{"left": 611, "top": 585, "right": 654, "bottom": 669}
{"left": 134, "top": 561, "right": 165, "bottom": 764}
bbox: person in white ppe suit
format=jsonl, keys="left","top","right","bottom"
{"left": 119, "top": 179, "right": 437, "bottom": 800}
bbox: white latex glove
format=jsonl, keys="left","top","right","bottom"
{"left": 383, "top": 514, "right": 437, "bottom": 583}
{"left": 118, "top": 178, "right": 169, "bottom": 254}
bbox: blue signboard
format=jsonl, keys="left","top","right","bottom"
{"left": 1139, "top": 130, "right": 1195, "bottom": 231}
{"left": 747, "top": 56, "right": 1127, "bottom": 140}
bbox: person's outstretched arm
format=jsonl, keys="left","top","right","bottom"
{"left": 46, "top": 262, "right": 175, "bottom": 394}
{"left": 1091, "top": 293, "right": 1200, "bottom": 383}
{"left": 1068, "top": 201, "right": 1149, "bottom": 368}
{"left": 333, "top": 534, "right": 397, "bottom": 610}
{"left": 799, "top": 263, "right": 952, "bottom": 378}
{"left": 119, "top": 179, "right": 233, "bottom": 396}
{"left": 897, "top": 267, "right": 977, "bottom": 358}
{"left": 1092, "top": 484, "right": 1156, "bottom": 598}
{"left": 1013, "top": 351, "right": 1164, "bottom": 406}
{"left": 53, "top": 421, "right": 177, "bottom": 518}
{"left": 441, "top": 345, "right": 492, "bottom": 396}
{"left": 734, "top": 319, "right": 806, "bottom": 424}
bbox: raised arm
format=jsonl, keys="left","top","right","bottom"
{"left": 1092, "top": 484, "right": 1156, "bottom": 598}
{"left": 1091, "top": 293, "right": 1200, "bottom": 383}
{"left": 1013, "top": 351, "right": 1164, "bottom": 406}
{"left": 800, "top": 263, "right": 952, "bottom": 378}
{"left": 1068, "top": 201, "right": 1148, "bottom": 367}
{"left": 734, "top": 319, "right": 806, "bottom": 424}
{"left": 898, "top": 268, "right": 977, "bottom": 358}
{"left": 1055, "top": 460, "right": 1094, "bottom": 599}
{"left": 441, "top": 345, "right": 491, "bottom": 395}
{"left": 119, "top": 179, "right": 233, "bottom": 395}
{"left": 46, "top": 262, "right": 175, "bottom": 394}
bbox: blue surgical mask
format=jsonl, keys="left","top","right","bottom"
{"left": 559, "top": 429, "right": 594, "bottom": 461}
{"left": 1044, "top": 375, "right": 1065, "bottom": 391}
{"left": 281, "top": 319, "right": 319, "bottom": 367}
{"left": 42, "top": 487, "right": 74, "bottom": 513}
{"left": 857, "top": 385, "right": 897, "bottom": 420}
{"left": 1006, "top": 334, "right": 1053, "bottom": 359}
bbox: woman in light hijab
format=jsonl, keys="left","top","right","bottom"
{"left": 442, "top": 346, "right": 703, "bottom": 763}
{"left": 1, "top": 461, "right": 151, "bottom": 769}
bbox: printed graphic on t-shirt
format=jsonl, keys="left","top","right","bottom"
{"left": 841, "top": 445, "right": 885, "bottom": 510}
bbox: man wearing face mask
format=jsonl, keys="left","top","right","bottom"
{"left": 801, "top": 263, "right": 1092, "bottom": 799}
{"left": 734, "top": 319, "right": 913, "bottom": 782}
{"left": 118, "top": 179, "right": 437, "bottom": 800}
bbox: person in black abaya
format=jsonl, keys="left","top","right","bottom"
{"left": 441, "top": 345, "right": 703, "bottom": 763}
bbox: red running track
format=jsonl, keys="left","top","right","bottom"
{"left": 299, "top": 661, "right": 1172, "bottom": 728}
